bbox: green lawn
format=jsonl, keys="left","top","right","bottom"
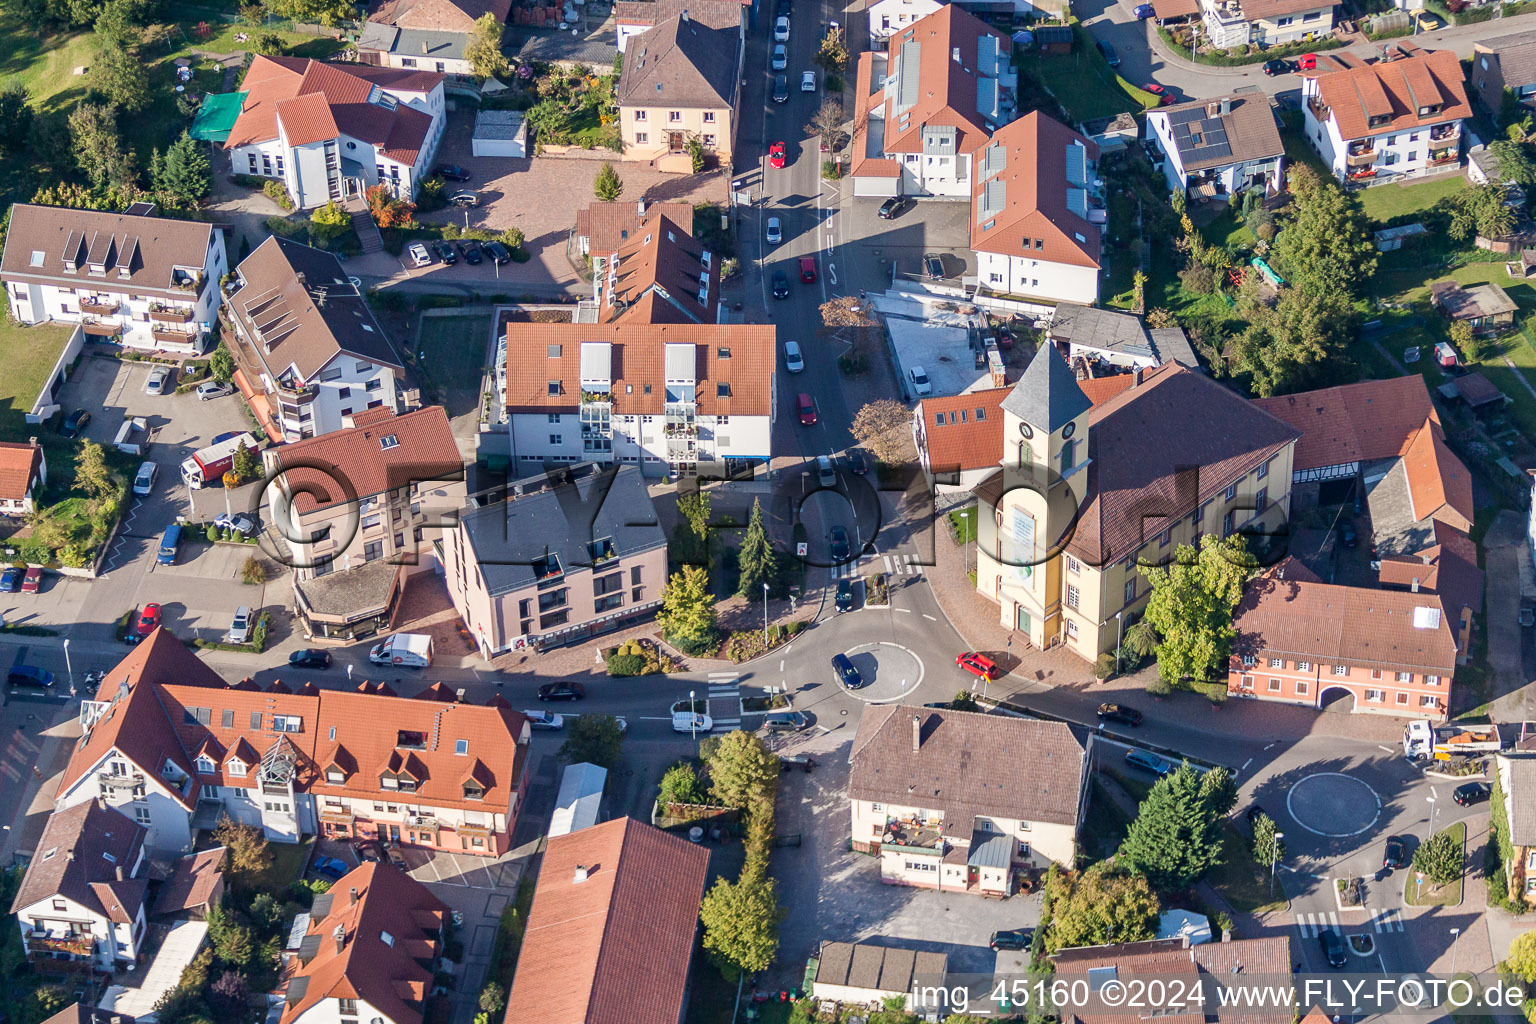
{"left": 1201, "top": 207, "right": 1257, "bottom": 251}
{"left": 1018, "top": 27, "right": 1159, "bottom": 123}
{"left": 947, "top": 505, "right": 977, "bottom": 544}
{"left": 1208, "top": 823, "right": 1288, "bottom": 914}
{"left": 415, "top": 312, "right": 495, "bottom": 418}
{"left": 1080, "top": 779, "right": 1134, "bottom": 863}
{"left": 1404, "top": 820, "right": 1466, "bottom": 907}
{"left": 1277, "top": 109, "right": 1329, "bottom": 178}
{"left": 0, "top": 320, "right": 72, "bottom": 439}
{"left": 1357, "top": 174, "right": 1466, "bottom": 225}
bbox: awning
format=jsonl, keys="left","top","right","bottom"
{"left": 1152, "top": 0, "right": 1200, "bottom": 17}
{"left": 190, "top": 92, "right": 247, "bottom": 143}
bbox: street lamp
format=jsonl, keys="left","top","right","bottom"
{"left": 1450, "top": 927, "right": 1461, "bottom": 977}
{"left": 63, "top": 638, "right": 74, "bottom": 697}
{"left": 763, "top": 582, "right": 770, "bottom": 643}
{"left": 1115, "top": 612, "right": 1124, "bottom": 676}
{"left": 690, "top": 689, "right": 697, "bottom": 744}
{"left": 1271, "top": 831, "right": 1285, "bottom": 894}
{"left": 1427, "top": 793, "right": 1438, "bottom": 835}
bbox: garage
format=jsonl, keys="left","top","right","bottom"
{"left": 472, "top": 110, "right": 528, "bottom": 158}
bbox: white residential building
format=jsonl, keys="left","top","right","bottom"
{"left": 10, "top": 801, "right": 149, "bottom": 969}
{"left": 1147, "top": 94, "right": 1285, "bottom": 198}
{"left": 223, "top": 236, "right": 404, "bottom": 443}
{"left": 866, "top": 0, "right": 944, "bottom": 49}
{"left": 851, "top": 5, "right": 1018, "bottom": 198}
{"left": 971, "top": 112, "right": 1104, "bottom": 305}
{"left": 0, "top": 203, "right": 227, "bottom": 354}
{"left": 224, "top": 56, "right": 446, "bottom": 209}
{"left": 1302, "top": 45, "right": 1471, "bottom": 183}
{"left": 1200, "top": 0, "right": 1336, "bottom": 49}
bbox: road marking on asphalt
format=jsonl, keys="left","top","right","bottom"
{"left": 922, "top": 614, "right": 936, "bottom": 621}
{"left": 893, "top": 607, "right": 910, "bottom": 614}
{"left": 1295, "top": 911, "right": 1340, "bottom": 938}
{"left": 828, "top": 263, "right": 837, "bottom": 286}
{"left": 1378, "top": 745, "right": 1395, "bottom": 753}
{"left": 1285, "top": 772, "right": 1383, "bottom": 837}
{"left": 1241, "top": 758, "right": 1252, "bottom": 771}
{"left": 1371, "top": 908, "right": 1404, "bottom": 933}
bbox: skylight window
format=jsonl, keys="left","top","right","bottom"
{"left": 455, "top": 739, "right": 468, "bottom": 755}
{"left": 29, "top": 251, "right": 43, "bottom": 267}
{"left": 380, "top": 435, "right": 400, "bottom": 450}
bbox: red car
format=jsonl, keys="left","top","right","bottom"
{"left": 796, "top": 392, "right": 818, "bottom": 426}
{"left": 799, "top": 255, "right": 817, "bottom": 283}
{"left": 769, "top": 141, "right": 786, "bottom": 169}
{"left": 20, "top": 567, "right": 41, "bottom": 593}
{"left": 129, "top": 603, "right": 161, "bottom": 644}
{"left": 1296, "top": 52, "right": 1317, "bottom": 71}
{"left": 955, "top": 651, "right": 1000, "bottom": 680}
{"left": 1143, "top": 83, "right": 1174, "bottom": 105}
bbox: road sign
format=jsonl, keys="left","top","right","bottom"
{"left": 797, "top": 542, "right": 808, "bottom": 556}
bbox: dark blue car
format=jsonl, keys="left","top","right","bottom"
{"left": 313, "top": 856, "right": 349, "bottom": 881}
{"left": 0, "top": 567, "right": 20, "bottom": 593}
{"left": 1134, "top": 3, "right": 1156, "bottom": 17}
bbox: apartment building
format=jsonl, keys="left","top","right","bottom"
{"left": 1200, "top": 0, "right": 1335, "bottom": 49}
{"left": 595, "top": 212, "right": 720, "bottom": 324}
{"left": 54, "top": 630, "right": 532, "bottom": 856}
{"left": 973, "top": 345, "right": 1301, "bottom": 659}
{"left": 224, "top": 237, "right": 404, "bottom": 443}
{"left": 971, "top": 112, "right": 1105, "bottom": 304}
{"left": 616, "top": 8, "right": 742, "bottom": 169}
{"left": 0, "top": 439, "right": 46, "bottom": 517}
{"left": 851, "top": 5, "right": 1018, "bottom": 199}
{"left": 615, "top": 0, "right": 743, "bottom": 51}
{"left": 866, "top": 0, "right": 943, "bottom": 49}
{"left": 1302, "top": 45, "right": 1471, "bottom": 183}
{"left": 1147, "top": 93, "right": 1285, "bottom": 198}
{"left": 1471, "top": 29, "right": 1536, "bottom": 116}
{"left": 441, "top": 464, "right": 669, "bottom": 655}
{"left": 1053, "top": 936, "right": 1294, "bottom": 1024}
{"left": 848, "top": 705, "right": 1090, "bottom": 895}
{"left": 0, "top": 203, "right": 226, "bottom": 354}
{"left": 1496, "top": 754, "right": 1536, "bottom": 904}
{"left": 505, "top": 817, "right": 710, "bottom": 1024}
{"left": 571, "top": 199, "right": 692, "bottom": 275}
{"left": 504, "top": 322, "right": 775, "bottom": 476}
{"left": 356, "top": 0, "right": 510, "bottom": 76}
{"left": 10, "top": 800, "right": 149, "bottom": 969}
{"left": 1228, "top": 560, "right": 1458, "bottom": 717}
{"left": 225, "top": 56, "right": 446, "bottom": 208}
{"left": 281, "top": 862, "right": 448, "bottom": 1024}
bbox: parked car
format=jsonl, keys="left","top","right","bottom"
{"left": 436, "top": 164, "right": 472, "bottom": 181}
{"left": 923, "top": 253, "right": 944, "bottom": 280}
{"left": 130, "top": 603, "right": 161, "bottom": 643}
{"left": 799, "top": 255, "right": 816, "bottom": 283}
{"left": 774, "top": 15, "right": 789, "bottom": 40}
{"left": 1097, "top": 702, "right": 1144, "bottom": 726}
{"left": 145, "top": 366, "right": 173, "bottom": 395}
{"left": 525, "top": 710, "right": 565, "bottom": 730}
{"left": 21, "top": 567, "right": 41, "bottom": 593}
{"left": 352, "top": 840, "right": 382, "bottom": 862}
{"left": 1133, "top": 3, "right": 1156, "bottom": 16}
{"left": 289, "top": 648, "right": 333, "bottom": 669}
{"left": 775, "top": 0, "right": 789, "bottom": 14}
{"left": 831, "top": 652, "right": 863, "bottom": 689}
{"left": 59, "top": 409, "right": 90, "bottom": 438}
{"left": 7, "top": 665, "right": 53, "bottom": 689}
{"left": 1098, "top": 39, "right": 1120, "bottom": 66}
{"left": 772, "top": 43, "right": 787, "bottom": 69}
{"left": 797, "top": 392, "right": 817, "bottom": 426}
{"left": 955, "top": 651, "right": 999, "bottom": 680}
{"left": 766, "top": 216, "right": 782, "bottom": 245}
{"left": 769, "top": 141, "right": 786, "bottom": 169}
{"left": 196, "top": 380, "right": 233, "bottom": 400}
{"left": 0, "top": 568, "right": 20, "bottom": 593}
{"left": 226, "top": 606, "right": 253, "bottom": 645}
{"left": 1246, "top": 804, "right": 1269, "bottom": 825}
{"left": 433, "top": 240, "right": 457, "bottom": 265}
{"left": 448, "top": 190, "right": 479, "bottom": 207}
{"left": 772, "top": 269, "right": 790, "bottom": 299}
{"left": 773, "top": 74, "right": 789, "bottom": 103}
{"left": 878, "top": 196, "right": 913, "bottom": 220}
{"left": 1296, "top": 52, "right": 1318, "bottom": 71}
{"left": 1383, "top": 836, "right": 1405, "bottom": 871}
{"left": 408, "top": 242, "right": 432, "bottom": 267}
{"left": 762, "top": 711, "right": 808, "bottom": 733}
{"left": 484, "top": 241, "right": 513, "bottom": 264}
{"left": 1453, "top": 780, "right": 1491, "bottom": 806}
{"left": 313, "top": 856, "right": 348, "bottom": 881}
{"left": 216, "top": 513, "right": 256, "bottom": 536}
{"left": 783, "top": 339, "right": 804, "bottom": 373}
{"left": 816, "top": 454, "right": 837, "bottom": 488}
{"left": 1263, "top": 58, "right": 1295, "bottom": 76}
{"left": 1125, "top": 748, "right": 1173, "bottom": 776}
{"left": 673, "top": 711, "right": 713, "bottom": 733}
{"left": 801, "top": 70, "right": 816, "bottom": 91}
{"left": 385, "top": 846, "right": 407, "bottom": 869}
{"left": 828, "top": 525, "right": 850, "bottom": 561}
{"left": 835, "top": 578, "right": 855, "bottom": 612}
{"left": 908, "top": 365, "right": 932, "bottom": 396}
{"left": 990, "top": 929, "right": 1032, "bottom": 951}
{"left": 1523, "top": 604, "right": 1535, "bottom": 628}
{"left": 1144, "top": 83, "right": 1175, "bottom": 105}
{"left": 1318, "top": 928, "right": 1347, "bottom": 968}
{"left": 538, "top": 682, "right": 586, "bottom": 701}
{"left": 458, "top": 240, "right": 483, "bottom": 264}
{"left": 133, "top": 461, "right": 157, "bottom": 496}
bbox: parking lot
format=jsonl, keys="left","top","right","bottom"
{"left": 844, "top": 196, "right": 977, "bottom": 285}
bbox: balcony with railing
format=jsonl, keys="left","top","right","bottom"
{"left": 407, "top": 813, "right": 439, "bottom": 833}
{"left": 877, "top": 819, "right": 945, "bottom": 852}
{"left": 1428, "top": 148, "right": 1459, "bottom": 166}
{"left": 1429, "top": 123, "right": 1460, "bottom": 143}
{"left": 150, "top": 302, "right": 195, "bottom": 323}
{"left": 23, "top": 927, "right": 96, "bottom": 958}
{"left": 169, "top": 269, "right": 205, "bottom": 293}
{"left": 1346, "top": 145, "right": 1378, "bottom": 167}
{"left": 80, "top": 295, "right": 120, "bottom": 315}
{"left": 151, "top": 324, "right": 198, "bottom": 344}
{"left": 98, "top": 769, "right": 144, "bottom": 790}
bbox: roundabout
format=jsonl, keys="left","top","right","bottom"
{"left": 1285, "top": 771, "right": 1382, "bottom": 837}
{"left": 841, "top": 642, "right": 925, "bottom": 704}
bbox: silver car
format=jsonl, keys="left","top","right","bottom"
{"left": 772, "top": 43, "right": 787, "bottom": 70}
{"left": 196, "top": 380, "right": 233, "bottom": 400}
{"left": 145, "top": 366, "right": 173, "bottom": 395}
{"left": 227, "top": 606, "right": 253, "bottom": 645}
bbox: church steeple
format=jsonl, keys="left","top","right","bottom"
{"left": 1001, "top": 343, "right": 1091, "bottom": 435}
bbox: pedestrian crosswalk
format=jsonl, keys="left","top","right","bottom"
{"left": 1295, "top": 908, "right": 1404, "bottom": 939}
{"left": 706, "top": 672, "right": 741, "bottom": 732}
{"left": 830, "top": 560, "right": 860, "bottom": 581}
{"left": 879, "top": 552, "right": 924, "bottom": 577}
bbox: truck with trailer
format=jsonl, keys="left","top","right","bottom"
{"left": 181, "top": 432, "right": 260, "bottom": 488}
{"left": 1403, "top": 719, "right": 1504, "bottom": 760}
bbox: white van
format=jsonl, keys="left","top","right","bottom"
{"left": 368, "top": 633, "right": 433, "bottom": 667}
{"left": 672, "top": 711, "right": 713, "bottom": 733}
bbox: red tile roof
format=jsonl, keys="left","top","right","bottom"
{"left": 598, "top": 214, "right": 719, "bottom": 325}
{"left": 1249, "top": 375, "right": 1437, "bottom": 471}
{"left": 917, "top": 376, "right": 1132, "bottom": 474}
{"left": 150, "top": 847, "right": 226, "bottom": 917}
{"left": 1402, "top": 418, "right": 1474, "bottom": 531}
{"left": 0, "top": 439, "right": 42, "bottom": 502}
{"left": 576, "top": 201, "right": 694, "bottom": 258}
{"left": 369, "top": 0, "right": 512, "bottom": 33}
{"left": 505, "top": 817, "right": 709, "bottom": 1024}
{"left": 971, "top": 112, "right": 1102, "bottom": 269}
{"left": 1053, "top": 937, "right": 1293, "bottom": 1024}
{"left": 877, "top": 6, "right": 1011, "bottom": 158}
{"left": 11, "top": 801, "right": 147, "bottom": 922}
{"left": 271, "top": 406, "right": 462, "bottom": 514}
{"left": 282, "top": 861, "right": 448, "bottom": 1024}
{"left": 1312, "top": 48, "right": 1472, "bottom": 142}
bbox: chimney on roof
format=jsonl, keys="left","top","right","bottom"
{"left": 638, "top": 198, "right": 647, "bottom": 216}
{"left": 333, "top": 925, "right": 345, "bottom": 954}
{"left": 1133, "top": 366, "right": 1144, "bottom": 387}
{"left": 911, "top": 714, "right": 922, "bottom": 753}
{"left": 574, "top": 864, "right": 590, "bottom": 883}
{"left": 349, "top": 887, "right": 358, "bottom": 902}
{"left": 681, "top": 7, "right": 689, "bottom": 18}
{"left": 1412, "top": 577, "right": 1421, "bottom": 592}
{"left": 1205, "top": 100, "right": 1220, "bottom": 118}
{"left": 116, "top": 864, "right": 125, "bottom": 882}
{"left": 422, "top": 41, "right": 430, "bottom": 54}
{"left": 66, "top": 850, "right": 75, "bottom": 862}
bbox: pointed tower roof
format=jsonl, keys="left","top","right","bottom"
{"left": 1002, "top": 343, "right": 1091, "bottom": 433}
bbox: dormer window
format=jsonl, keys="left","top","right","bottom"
{"left": 463, "top": 782, "right": 484, "bottom": 800}
{"left": 195, "top": 756, "right": 216, "bottom": 775}
{"left": 381, "top": 775, "right": 399, "bottom": 789}
{"left": 227, "top": 758, "right": 247, "bottom": 778}
{"left": 326, "top": 769, "right": 344, "bottom": 783}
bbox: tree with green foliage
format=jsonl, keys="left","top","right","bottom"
{"left": 1447, "top": 182, "right": 1517, "bottom": 242}
{"left": 558, "top": 713, "right": 624, "bottom": 768}
{"left": 1272, "top": 165, "right": 1376, "bottom": 299}
{"left": 1139, "top": 534, "right": 1255, "bottom": 689}
{"left": 151, "top": 131, "right": 213, "bottom": 209}
{"left": 699, "top": 870, "right": 782, "bottom": 976}
{"left": 308, "top": 198, "right": 352, "bottom": 246}
{"left": 1048, "top": 863, "right": 1159, "bottom": 951}
{"left": 677, "top": 488, "right": 712, "bottom": 540}
{"left": 1251, "top": 812, "right": 1282, "bottom": 876}
{"left": 92, "top": 42, "right": 150, "bottom": 114}
{"left": 251, "top": 30, "right": 286, "bottom": 55}
{"left": 815, "top": 24, "right": 849, "bottom": 73}
{"left": 1413, "top": 826, "right": 1463, "bottom": 886}
{"left": 74, "top": 439, "right": 117, "bottom": 501}
{"left": 593, "top": 161, "right": 624, "bottom": 201}
{"left": 0, "top": 83, "right": 33, "bottom": 152}
{"left": 658, "top": 761, "right": 709, "bottom": 806}
{"left": 93, "top": 0, "right": 144, "bottom": 50}
{"left": 232, "top": 441, "right": 261, "bottom": 484}
{"left": 210, "top": 344, "right": 236, "bottom": 383}
{"left": 1231, "top": 286, "right": 1356, "bottom": 397}
{"left": 69, "top": 103, "right": 135, "bottom": 189}
{"left": 213, "top": 815, "right": 270, "bottom": 876}
{"left": 260, "top": 0, "right": 355, "bottom": 26}
{"left": 464, "top": 13, "right": 511, "bottom": 78}
{"left": 478, "top": 981, "right": 507, "bottom": 1017}
{"left": 659, "top": 565, "right": 717, "bottom": 654}
{"left": 704, "top": 730, "right": 778, "bottom": 809}
{"left": 1491, "top": 139, "right": 1536, "bottom": 188}
{"left": 1449, "top": 319, "right": 1486, "bottom": 363}
{"left": 1505, "top": 930, "right": 1536, "bottom": 982}
{"left": 32, "top": 180, "right": 143, "bottom": 210}
{"left": 735, "top": 498, "right": 777, "bottom": 598}
{"left": 1118, "top": 764, "right": 1235, "bottom": 891}
{"left": 206, "top": 905, "right": 255, "bottom": 968}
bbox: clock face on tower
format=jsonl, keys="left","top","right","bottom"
{"left": 1018, "top": 422, "right": 1034, "bottom": 439}
{"left": 1061, "top": 421, "right": 1076, "bottom": 440}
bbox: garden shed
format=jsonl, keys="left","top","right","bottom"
{"left": 472, "top": 109, "right": 529, "bottom": 158}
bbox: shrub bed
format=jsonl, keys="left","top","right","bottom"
{"left": 721, "top": 621, "right": 806, "bottom": 663}
{"left": 605, "top": 637, "right": 680, "bottom": 675}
